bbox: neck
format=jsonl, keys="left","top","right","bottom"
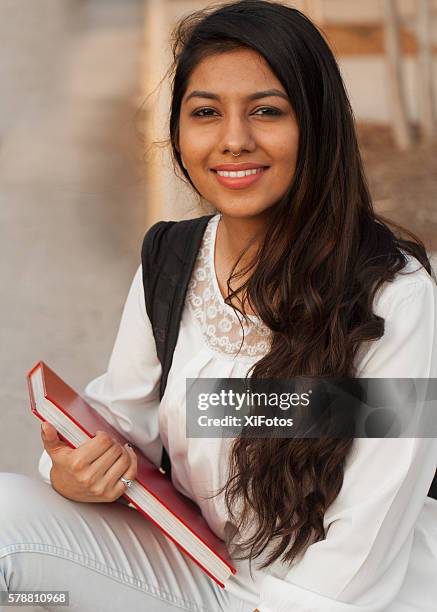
{"left": 216, "top": 211, "right": 270, "bottom": 265}
{"left": 213, "top": 211, "right": 272, "bottom": 317}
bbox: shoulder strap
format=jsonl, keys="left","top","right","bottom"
{"left": 141, "top": 214, "right": 215, "bottom": 477}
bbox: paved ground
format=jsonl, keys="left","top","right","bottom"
{"left": 0, "top": 0, "right": 146, "bottom": 478}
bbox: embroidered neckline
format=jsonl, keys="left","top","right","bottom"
{"left": 209, "top": 214, "right": 261, "bottom": 323}
{"left": 186, "top": 214, "right": 272, "bottom": 359}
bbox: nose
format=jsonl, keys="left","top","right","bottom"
{"left": 218, "top": 112, "right": 256, "bottom": 155}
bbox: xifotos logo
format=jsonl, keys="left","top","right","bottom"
{"left": 197, "top": 389, "right": 312, "bottom": 411}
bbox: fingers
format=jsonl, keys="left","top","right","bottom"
{"left": 104, "top": 444, "right": 136, "bottom": 483}
{"left": 122, "top": 445, "right": 138, "bottom": 481}
{"left": 41, "top": 421, "right": 69, "bottom": 456}
{"left": 87, "top": 439, "right": 125, "bottom": 477}
{"left": 76, "top": 431, "right": 115, "bottom": 463}
{"left": 107, "top": 444, "right": 138, "bottom": 498}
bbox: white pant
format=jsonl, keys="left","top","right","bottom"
{"left": 0, "top": 473, "right": 257, "bottom": 612}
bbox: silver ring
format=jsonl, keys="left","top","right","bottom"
{"left": 231, "top": 151, "right": 241, "bottom": 156}
{"left": 120, "top": 476, "right": 133, "bottom": 488}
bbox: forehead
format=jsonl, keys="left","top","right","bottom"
{"left": 184, "top": 48, "right": 285, "bottom": 99}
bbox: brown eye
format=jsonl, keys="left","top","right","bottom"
{"left": 191, "top": 108, "right": 218, "bottom": 117}
{"left": 253, "top": 107, "right": 284, "bottom": 116}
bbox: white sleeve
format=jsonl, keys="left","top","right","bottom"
{"left": 256, "top": 275, "right": 437, "bottom": 612}
{"left": 82, "top": 263, "right": 163, "bottom": 466}
{"left": 38, "top": 449, "right": 53, "bottom": 485}
{"left": 37, "top": 263, "right": 163, "bottom": 482}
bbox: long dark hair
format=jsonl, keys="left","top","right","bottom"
{"left": 167, "top": 0, "right": 433, "bottom": 569}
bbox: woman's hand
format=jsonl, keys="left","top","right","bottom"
{"left": 41, "top": 421, "right": 137, "bottom": 503}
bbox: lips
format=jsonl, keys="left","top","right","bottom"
{"left": 212, "top": 166, "right": 269, "bottom": 189}
{"left": 211, "top": 162, "right": 269, "bottom": 171}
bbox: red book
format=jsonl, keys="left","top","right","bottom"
{"left": 27, "top": 360, "right": 236, "bottom": 588}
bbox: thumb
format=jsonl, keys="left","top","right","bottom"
{"left": 41, "top": 421, "right": 69, "bottom": 455}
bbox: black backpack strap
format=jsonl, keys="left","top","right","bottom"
{"left": 141, "top": 214, "right": 215, "bottom": 478}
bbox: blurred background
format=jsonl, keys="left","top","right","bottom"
{"left": 1, "top": 0, "right": 436, "bottom": 477}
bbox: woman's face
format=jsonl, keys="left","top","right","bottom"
{"left": 178, "top": 47, "right": 299, "bottom": 220}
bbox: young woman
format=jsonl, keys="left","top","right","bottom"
{"left": 1, "top": 1, "right": 436, "bottom": 610}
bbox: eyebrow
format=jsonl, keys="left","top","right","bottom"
{"left": 184, "top": 88, "right": 289, "bottom": 103}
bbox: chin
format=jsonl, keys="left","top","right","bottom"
{"left": 215, "top": 201, "right": 276, "bottom": 220}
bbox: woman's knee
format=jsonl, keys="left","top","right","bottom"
{"left": 0, "top": 472, "right": 58, "bottom": 541}
{"left": 0, "top": 470, "right": 50, "bottom": 504}
{"left": 0, "top": 471, "right": 38, "bottom": 509}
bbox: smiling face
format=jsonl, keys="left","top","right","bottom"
{"left": 177, "top": 47, "right": 300, "bottom": 220}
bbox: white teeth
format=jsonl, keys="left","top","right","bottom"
{"left": 216, "top": 168, "right": 264, "bottom": 177}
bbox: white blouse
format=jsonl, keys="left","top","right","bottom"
{"left": 39, "top": 213, "right": 437, "bottom": 611}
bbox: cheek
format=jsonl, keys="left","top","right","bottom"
{"left": 259, "top": 124, "right": 299, "bottom": 160}
{"left": 276, "top": 140, "right": 299, "bottom": 177}
{"left": 179, "top": 143, "right": 211, "bottom": 177}
{"left": 178, "top": 120, "right": 212, "bottom": 164}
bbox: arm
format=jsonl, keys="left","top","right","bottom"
{"left": 38, "top": 263, "right": 163, "bottom": 484}
{"left": 255, "top": 274, "right": 437, "bottom": 612}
